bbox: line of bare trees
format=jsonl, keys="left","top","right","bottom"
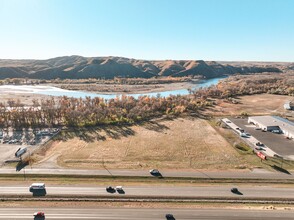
{"left": 193, "top": 74, "right": 294, "bottom": 99}
{"left": 0, "top": 94, "right": 211, "bottom": 128}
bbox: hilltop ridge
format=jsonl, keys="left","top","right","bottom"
{"left": 0, "top": 56, "right": 287, "bottom": 80}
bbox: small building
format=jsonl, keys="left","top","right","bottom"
{"left": 248, "top": 116, "right": 294, "bottom": 139}
{"left": 284, "top": 101, "right": 294, "bottom": 110}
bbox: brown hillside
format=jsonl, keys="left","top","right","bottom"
{"left": 0, "top": 56, "right": 287, "bottom": 80}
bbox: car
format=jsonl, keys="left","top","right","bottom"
{"left": 255, "top": 147, "right": 264, "bottom": 151}
{"left": 226, "top": 121, "right": 231, "bottom": 123}
{"left": 115, "top": 186, "right": 125, "bottom": 194}
{"left": 166, "top": 214, "right": 175, "bottom": 220}
{"left": 29, "top": 183, "right": 46, "bottom": 191}
{"left": 33, "top": 212, "right": 45, "bottom": 219}
{"left": 149, "top": 169, "right": 160, "bottom": 175}
{"left": 115, "top": 186, "right": 123, "bottom": 191}
{"left": 255, "top": 142, "right": 264, "bottom": 146}
{"left": 231, "top": 187, "right": 238, "bottom": 193}
{"left": 240, "top": 133, "right": 247, "bottom": 137}
{"left": 106, "top": 186, "right": 115, "bottom": 193}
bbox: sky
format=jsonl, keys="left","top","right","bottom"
{"left": 0, "top": 0, "right": 293, "bottom": 61}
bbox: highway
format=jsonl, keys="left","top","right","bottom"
{"left": 0, "top": 167, "right": 293, "bottom": 179}
{"left": 0, "top": 208, "right": 293, "bottom": 219}
{"left": 0, "top": 185, "right": 294, "bottom": 199}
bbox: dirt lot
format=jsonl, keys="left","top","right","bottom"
{"left": 207, "top": 94, "right": 294, "bottom": 118}
{"left": 35, "top": 117, "right": 256, "bottom": 170}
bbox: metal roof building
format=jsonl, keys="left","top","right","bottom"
{"left": 248, "top": 116, "right": 294, "bottom": 139}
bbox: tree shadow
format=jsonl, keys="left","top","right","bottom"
{"left": 101, "top": 125, "right": 135, "bottom": 140}
{"left": 55, "top": 125, "right": 135, "bottom": 142}
{"left": 271, "top": 165, "right": 291, "bottom": 175}
{"left": 141, "top": 121, "right": 169, "bottom": 132}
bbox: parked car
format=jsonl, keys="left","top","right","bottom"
{"left": 255, "top": 147, "right": 264, "bottom": 151}
{"left": 255, "top": 142, "right": 264, "bottom": 146}
{"left": 240, "top": 133, "right": 248, "bottom": 138}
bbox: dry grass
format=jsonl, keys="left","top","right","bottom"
{"left": 206, "top": 94, "right": 294, "bottom": 118}
{"left": 36, "top": 117, "right": 254, "bottom": 170}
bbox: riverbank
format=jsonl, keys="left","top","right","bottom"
{"left": 52, "top": 80, "right": 197, "bottom": 95}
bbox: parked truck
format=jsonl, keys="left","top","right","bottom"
{"left": 15, "top": 147, "right": 27, "bottom": 158}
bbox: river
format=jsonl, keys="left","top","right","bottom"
{"left": 0, "top": 77, "right": 225, "bottom": 99}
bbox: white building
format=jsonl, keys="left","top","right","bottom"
{"left": 284, "top": 101, "right": 293, "bottom": 110}
{"left": 248, "top": 116, "right": 294, "bottom": 139}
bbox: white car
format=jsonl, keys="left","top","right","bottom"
{"left": 115, "top": 186, "right": 123, "bottom": 191}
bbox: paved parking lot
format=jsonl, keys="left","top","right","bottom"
{"left": 0, "top": 128, "right": 60, "bottom": 165}
{"left": 228, "top": 117, "right": 294, "bottom": 160}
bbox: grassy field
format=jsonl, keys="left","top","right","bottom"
{"left": 33, "top": 93, "right": 294, "bottom": 171}
{"left": 35, "top": 117, "right": 259, "bottom": 170}
{"left": 207, "top": 94, "right": 294, "bottom": 118}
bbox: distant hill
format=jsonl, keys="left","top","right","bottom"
{"left": 0, "top": 56, "right": 288, "bottom": 80}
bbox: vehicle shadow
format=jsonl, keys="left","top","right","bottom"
{"left": 271, "top": 165, "right": 291, "bottom": 175}
{"left": 31, "top": 189, "right": 47, "bottom": 197}
{"left": 232, "top": 190, "right": 243, "bottom": 195}
{"left": 15, "top": 160, "right": 29, "bottom": 171}
{"left": 151, "top": 172, "right": 163, "bottom": 178}
{"left": 116, "top": 189, "right": 125, "bottom": 194}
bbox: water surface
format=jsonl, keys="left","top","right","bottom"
{"left": 0, "top": 77, "right": 225, "bottom": 99}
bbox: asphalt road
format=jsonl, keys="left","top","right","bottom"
{"left": 0, "top": 167, "right": 293, "bottom": 179}
{"left": 0, "top": 185, "right": 294, "bottom": 199}
{"left": 0, "top": 208, "right": 294, "bottom": 219}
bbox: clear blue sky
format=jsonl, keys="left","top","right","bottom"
{"left": 0, "top": 0, "right": 293, "bottom": 61}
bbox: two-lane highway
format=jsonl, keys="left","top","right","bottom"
{"left": 0, "top": 185, "right": 294, "bottom": 199}
{"left": 0, "top": 208, "right": 293, "bottom": 219}
{"left": 0, "top": 167, "right": 293, "bottom": 179}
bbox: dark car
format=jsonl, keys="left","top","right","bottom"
{"left": 231, "top": 187, "right": 238, "bottom": 193}
{"left": 255, "top": 142, "right": 264, "bottom": 146}
{"left": 166, "top": 214, "right": 175, "bottom": 220}
{"left": 34, "top": 212, "right": 45, "bottom": 219}
{"left": 149, "top": 169, "right": 160, "bottom": 175}
{"left": 106, "top": 186, "right": 115, "bottom": 193}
